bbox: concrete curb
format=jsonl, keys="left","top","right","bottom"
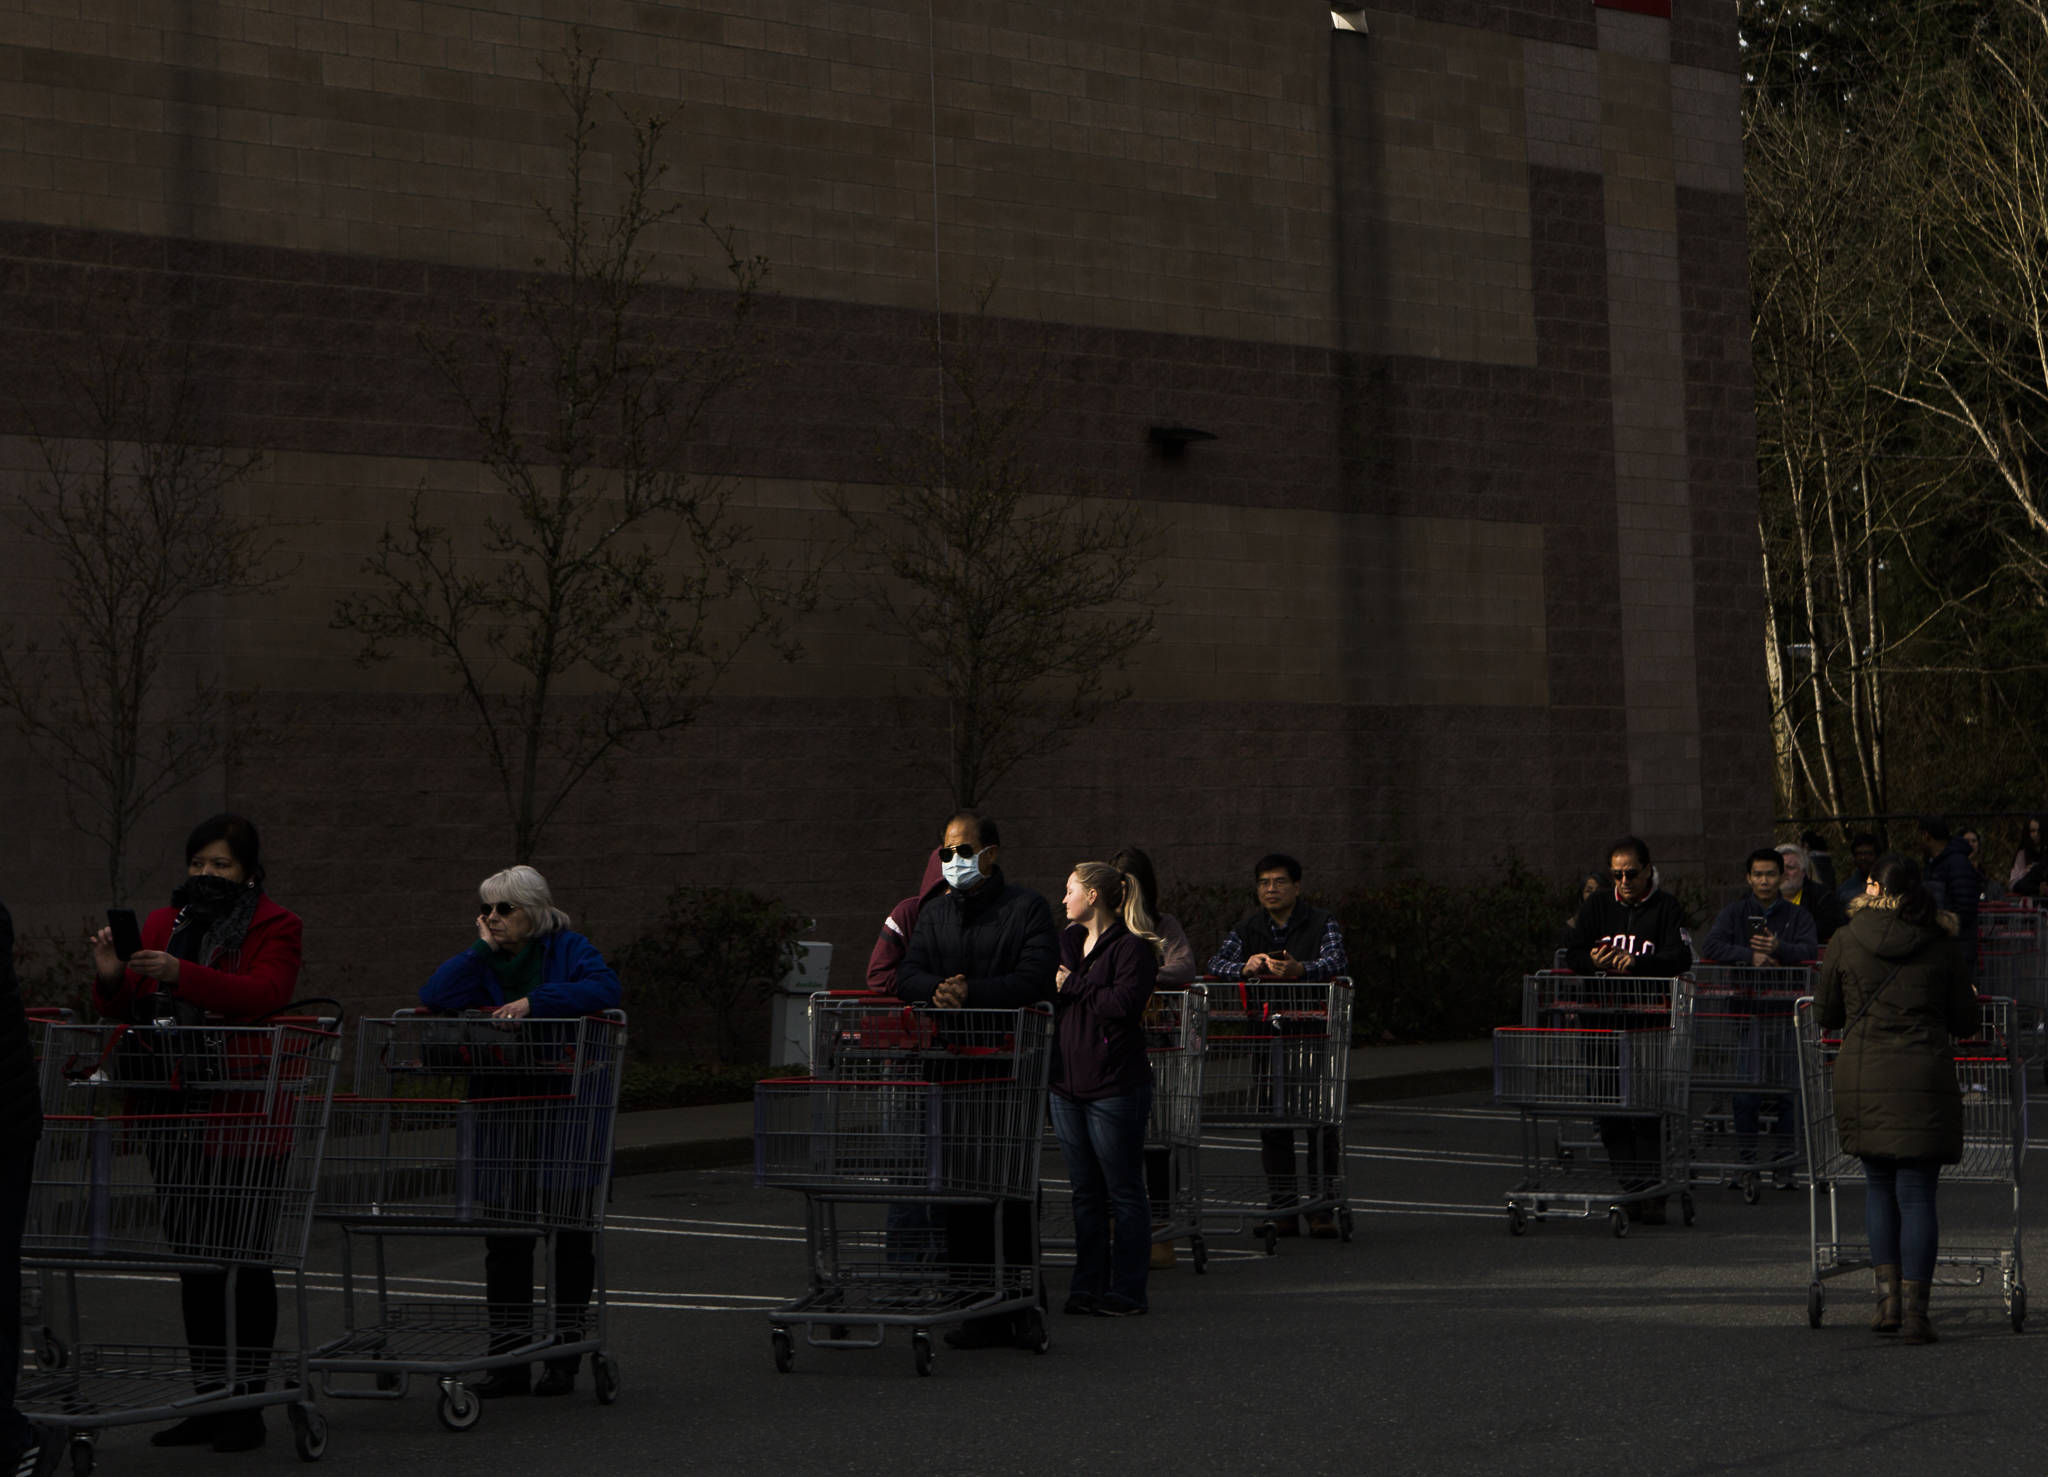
{"left": 610, "top": 1064, "right": 1493, "bottom": 1177}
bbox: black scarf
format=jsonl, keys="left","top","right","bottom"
{"left": 166, "top": 877, "right": 263, "bottom": 970}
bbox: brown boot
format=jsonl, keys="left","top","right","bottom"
{"left": 1900, "top": 1279, "right": 1937, "bottom": 1344}
{"left": 1870, "top": 1264, "right": 1901, "bottom": 1334}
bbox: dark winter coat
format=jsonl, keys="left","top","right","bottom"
{"left": 0, "top": 901, "right": 41, "bottom": 1148}
{"left": 1924, "top": 838, "right": 1981, "bottom": 938}
{"left": 1815, "top": 903, "right": 1979, "bottom": 1164}
{"left": 1053, "top": 921, "right": 1158, "bottom": 1102}
{"left": 896, "top": 868, "right": 1059, "bottom": 1009}
{"left": 1561, "top": 886, "right": 1693, "bottom": 978}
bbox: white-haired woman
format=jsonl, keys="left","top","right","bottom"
{"left": 420, "top": 866, "right": 621, "bottom": 1399}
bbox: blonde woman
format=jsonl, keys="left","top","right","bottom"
{"left": 1051, "top": 862, "right": 1162, "bottom": 1317}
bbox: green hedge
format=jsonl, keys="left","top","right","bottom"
{"left": 620, "top": 1060, "right": 784, "bottom": 1112}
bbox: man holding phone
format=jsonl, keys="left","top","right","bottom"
{"left": 1701, "top": 848, "right": 1819, "bottom": 967}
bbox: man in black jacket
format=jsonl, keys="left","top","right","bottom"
{"left": 896, "top": 812, "right": 1058, "bottom": 1350}
{"left": 1919, "top": 817, "right": 1980, "bottom": 974}
{"left": 0, "top": 900, "right": 42, "bottom": 1477}
{"left": 1557, "top": 837, "right": 1693, "bottom": 1223}
{"left": 1206, "top": 854, "right": 1349, "bottom": 1238}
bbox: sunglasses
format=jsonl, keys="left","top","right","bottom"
{"left": 1610, "top": 867, "right": 1645, "bottom": 881}
{"left": 479, "top": 901, "right": 521, "bottom": 918}
{"left": 939, "top": 843, "right": 983, "bottom": 861}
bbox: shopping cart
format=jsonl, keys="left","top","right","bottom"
{"left": 1975, "top": 902, "right": 2048, "bottom": 1062}
{"left": 19, "top": 1008, "right": 71, "bottom": 1376}
{"left": 755, "top": 997, "right": 1053, "bottom": 1375}
{"left": 1039, "top": 988, "right": 1210, "bottom": 1273}
{"left": 1496, "top": 972, "right": 1695, "bottom": 1237}
{"left": 311, "top": 1010, "right": 626, "bottom": 1430}
{"left": 22, "top": 1017, "right": 344, "bottom": 1471}
{"left": 1797, "top": 995, "right": 2025, "bottom": 1331}
{"left": 1196, "top": 979, "right": 1353, "bottom": 1254}
{"left": 1687, "top": 963, "right": 1813, "bottom": 1201}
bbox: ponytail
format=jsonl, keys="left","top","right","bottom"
{"left": 1073, "top": 860, "right": 1165, "bottom": 964}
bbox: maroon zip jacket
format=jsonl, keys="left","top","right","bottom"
{"left": 1053, "top": 920, "right": 1158, "bottom": 1102}
{"left": 867, "top": 848, "right": 947, "bottom": 993}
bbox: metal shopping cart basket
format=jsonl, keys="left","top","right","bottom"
{"left": 1687, "top": 963, "right": 1813, "bottom": 1202}
{"left": 22, "top": 1017, "right": 343, "bottom": 1470}
{"left": 1975, "top": 902, "right": 2048, "bottom": 1064}
{"left": 754, "top": 997, "right": 1053, "bottom": 1376}
{"left": 310, "top": 1010, "right": 626, "bottom": 1431}
{"left": 1196, "top": 979, "right": 1353, "bottom": 1254}
{"left": 1797, "top": 994, "right": 2025, "bottom": 1331}
{"left": 1496, "top": 972, "right": 1695, "bottom": 1237}
{"left": 1039, "top": 988, "right": 1210, "bottom": 1273}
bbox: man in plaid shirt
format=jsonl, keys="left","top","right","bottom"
{"left": 1206, "top": 854, "right": 1348, "bottom": 1237}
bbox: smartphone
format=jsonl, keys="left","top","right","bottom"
{"left": 107, "top": 908, "right": 142, "bottom": 963}
{"left": 1745, "top": 913, "right": 1767, "bottom": 936}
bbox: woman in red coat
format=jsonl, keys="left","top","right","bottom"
{"left": 91, "top": 814, "right": 303, "bottom": 1455}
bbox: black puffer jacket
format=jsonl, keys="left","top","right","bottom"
{"left": 896, "top": 869, "right": 1059, "bottom": 1008}
{"left": 1816, "top": 903, "right": 1979, "bottom": 1163}
{"left": 0, "top": 901, "right": 43, "bottom": 1148}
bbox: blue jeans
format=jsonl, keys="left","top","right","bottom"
{"left": 1864, "top": 1156, "right": 1941, "bottom": 1283}
{"left": 1050, "top": 1084, "right": 1153, "bottom": 1310}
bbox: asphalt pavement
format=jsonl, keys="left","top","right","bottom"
{"left": 37, "top": 1082, "right": 2048, "bottom": 1477}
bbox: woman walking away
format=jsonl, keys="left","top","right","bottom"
{"left": 420, "top": 866, "right": 621, "bottom": 1397}
{"left": 1816, "top": 856, "right": 1979, "bottom": 1344}
{"left": 1052, "top": 862, "right": 1162, "bottom": 1317}
{"left": 91, "top": 814, "right": 304, "bottom": 1454}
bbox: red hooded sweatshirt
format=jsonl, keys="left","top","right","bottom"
{"left": 866, "top": 848, "right": 947, "bottom": 994}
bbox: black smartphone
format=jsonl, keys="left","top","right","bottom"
{"left": 107, "top": 908, "right": 142, "bottom": 962}
{"left": 1745, "top": 913, "right": 1768, "bottom": 936}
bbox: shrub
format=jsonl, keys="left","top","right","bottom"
{"left": 621, "top": 1060, "right": 784, "bottom": 1111}
{"left": 616, "top": 887, "right": 808, "bottom": 1065}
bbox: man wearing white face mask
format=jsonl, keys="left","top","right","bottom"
{"left": 896, "top": 811, "right": 1058, "bottom": 1351}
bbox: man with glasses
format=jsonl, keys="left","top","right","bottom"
{"left": 1206, "top": 854, "right": 1348, "bottom": 1237}
{"left": 1558, "top": 837, "right": 1693, "bottom": 1223}
{"left": 896, "top": 811, "right": 1058, "bottom": 1350}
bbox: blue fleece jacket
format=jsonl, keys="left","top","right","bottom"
{"left": 419, "top": 929, "right": 623, "bottom": 1017}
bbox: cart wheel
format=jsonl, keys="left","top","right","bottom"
{"left": 1507, "top": 1205, "right": 1527, "bottom": 1237}
{"left": 1337, "top": 1208, "right": 1355, "bottom": 1243}
{"left": 33, "top": 1330, "right": 65, "bottom": 1371}
{"left": 592, "top": 1352, "right": 620, "bottom": 1403}
{"left": 1807, "top": 1281, "right": 1825, "bottom": 1329}
{"left": 435, "top": 1379, "right": 481, "bottom": 1432}
{"left": 771, "top": 1329, "right": 794, "bottom": 1375}
{"left": 912, "top": 1332, "right": 934, "bottom": 1377}
{"left": 289, "top": 1403, "right": 327, "bottom": 1462}
{"left": 2012, "top": 1284, "right": 2027, "bottom": 1334}
{"left": 1258, "top": 1223, "right": 1279, "bottom": 1256}
{"left": 1609, "top": 1208, "right": 1629, "bottom": 1239}
{"left": 1742, "top": 1172, "right": 1761, "bottom": 1205}
{"left": 1190, "top": 1236, "right": 1209, "bottom": 1275}
{"left": 66, "top": 1437, "right": 91, "bottom": 1477}
{"left": 1018, "top": 1308, "right": 1049, "bottom": 1355}
{"left": 1680, "top": 1193, "right": 1696, "bottom": 1228}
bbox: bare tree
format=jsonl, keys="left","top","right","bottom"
{"left": 334, "top": 36, "right": 806, "bottom": 863}
{"left": 0, "top": 329, "right": 276, "bottom": 902}
{"left": 834, "top": 285, "right": 1163, "bottom": 808}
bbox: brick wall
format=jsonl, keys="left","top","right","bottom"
{"left": 0, "top": 0, "right": 1767, "bottom": 1029}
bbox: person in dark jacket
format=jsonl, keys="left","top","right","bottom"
{"left": 1556, "top": 836, "right": 1693, "bottom": 1222}
{"left": 1700, "top": 850, "right": 1819, "bottom": 966}
{"left": 1801, "top": 831, "right": 1839, "bottom": 894}
{"left": 90, "top": 814, "right": 303, "bottom": 1455}
{"left": 1835, "top": 833, "right": 1881, "bottom": 908}
{"left": 1919, "top": 817, "right": 1980, "bottom": 974}
{"left": 1206, "top": 853, "right": 1349, "bottom": 1238}
{"left": 1816, "top": 857, "right": 1979, "bottom": 1344}
{"left": 1777, "top": 843, "right": 1847, "bottom": 945}
{"left": 866, "top": 847, "right": 946, "bottom": 992}
{"left": 1050, "top": 861, "right": 1162, "bottom": 1317}
{"left": 895, "top": 812, "right": 1058, "bottom": 1350}
{"left": 0, "top": 899, "right": 41, "bottom": 1477}
{"left": 420, "top": 865, "right": 622, "bottom": 1399}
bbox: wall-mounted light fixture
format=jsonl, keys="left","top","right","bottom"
{"left": 1148, "top": 426, "right": 1217, "bottom": 459}
{"left": 1330, "top": 9, "right": 1369, "bottom": 32}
